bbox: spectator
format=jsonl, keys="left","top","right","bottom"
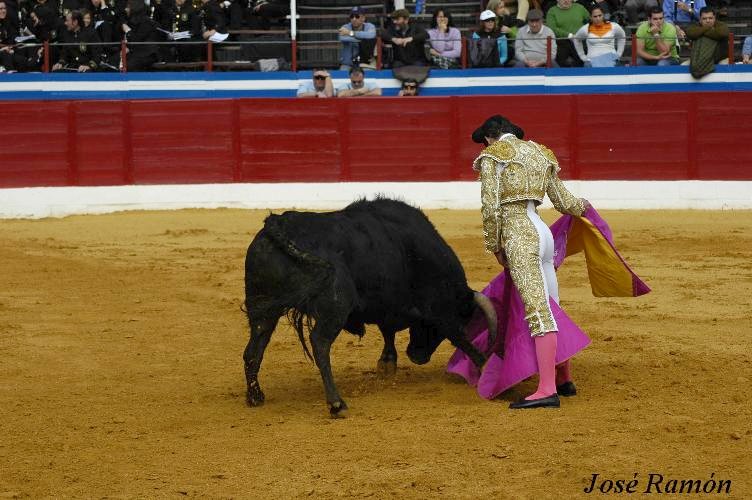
{"left": 337, "top": 6, "right": 376, "bottom": 70}
{"left": 11, "top": 5, "right": 55, "bottom": 71}
{"left": 624, "top": 0, "right": 659, "bottom": 24}
{"left": 545, "top": 0, "right": 589, "bottom": 67}
{"left": 514, "top": 9, "right": 557, "bottom": 67}
{"left": 380, "top": 8, "right": 428, "bottom": 67}
{"left": 490, "top": 0, "right": 531, "bottom": 26}
{"left": 61, "top": 0, "right": 87, "bottom": 18}
{"left": 635, "top": 6, "right": 680, "bottom": 65}
{"left": 86, "top": 0, "right": 118, "bottom": 69}
{"left": 30, "top": 2, "right": 58, "bottom": 43}
{"left": 469, "top": 9, "right": 507, "bottom": 68}
{"left": 224, "top": 0, "right": 248, "bottom": 31}
{"left": 743, "top": 36, "right": 752, "bottom": 64}
{"left": 664, "top": 0, "right": 706, "bottom": 28}
{"left": 156, "top": 0, "right": 202, "bottom": 63}
{"left": 297, "top": 68, "right": 334, "bottom": 98}
{"left": 487, "top": 0, "right": 522, "bottom": 62}
{"left": 200, "top": 0, "right": 228, "bottom": 40}
{"left": 573, "top": 5, "right": 625, "bottom": 67}
{"left": 336, "top": 66, "right": 381, "bottom": 97}
{"left": 52, "top": 9, "right": 101, "bottom": 71}
{"left": 397, "top": 78, "right": 419, "bottom": 96}
{"left": 87, "top": 0, "right": 116, "bottom": 43}
{"left": 0, "top": 1, "right": 19, "bottom": 72}
{"left": 685, "top": 7, "right": 728, "bottom": 77}
{"left": 487, "top": 0, "right": 524, "bottom": 32}
{"left": 427, "top": 9, "right": 460, "bottom": 69}
{"left": 122, "top": 0, "right": 159, "bottom": 71}
{"left": 250, "top": 0, "right": 289, "bottom": 30}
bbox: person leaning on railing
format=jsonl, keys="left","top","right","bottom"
{"left": 427, "top": 8, "right": 460, "bottom": 69}
{"left": 685, "top": 6, "right": 728, "bottom": 77}
{"left": 635, "top": 6, "right": 680, "bottom": 65}
{"left": 573, "top": 5, "right": 625, "bottom": 67}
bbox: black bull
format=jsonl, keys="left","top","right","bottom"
{"left": 243, "top": 198, "right": 497, "bottom": 417}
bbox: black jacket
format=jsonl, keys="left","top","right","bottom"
{"left": 126, "top": 12, "right": 159, "bottom": 57}
{"left": 380, "top": 22, "right": 428, "bottom": 65}
{"left": 200, "top": 0, "right": 227, "bottom": 33}
{"left": 58, "top": 26, "right": 102, "bottom": 69}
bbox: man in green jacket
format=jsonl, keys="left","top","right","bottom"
{"left": 545, "top": 0, "right": 589, "bottom": 67}
{"left": 686, "top": 7, "right": 729, "bottom": 77}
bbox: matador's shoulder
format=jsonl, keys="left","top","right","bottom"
{"left": 532, "top": 141, "right": 559, "bottom": 166}
{"left": 483, "top": 140, "right": 515, "bottom": 161}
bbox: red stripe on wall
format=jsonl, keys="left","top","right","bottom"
{"left": 1, "top": 92, "right": 750, "bottom": 188}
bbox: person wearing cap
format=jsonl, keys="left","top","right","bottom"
{"left": 514, "top": 9, "right": 557, "bottom": 67}
{"left": 336, "top": 66, "right": 381, "bottom": 97}
{"left": 297, "top": 68, "right": 334, "bottom": 98}
{"left": 545, "top": 0, "right": 590, "bottom": 67}
{"left": 338, "top": 6, "right": 376, "bottom": 70}
{"left": 469, "top": 9, "right": 508, "bottom": 67}
{"left": 380, "top": 8, "right": 429, "bottom": 67}
{"left": 471, "top": 115, "right": 590, "bottom": 409}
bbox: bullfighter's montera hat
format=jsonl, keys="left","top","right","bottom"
{"left": 471, "top": 115, "right": 525, "bottom": 144}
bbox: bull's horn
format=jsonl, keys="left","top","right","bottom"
{"left": 474, "top": 292, "right": 498, "bottom": 350}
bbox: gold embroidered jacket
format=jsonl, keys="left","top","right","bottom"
{"left": 475, "top": 135, "right": 585, "bottom": 253}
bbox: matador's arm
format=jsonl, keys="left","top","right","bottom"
{"left": 547, "top": 170, "right": 586, "bottom": 216}
{"left": 479, "top": 156, "right": 503, "bottom": 253}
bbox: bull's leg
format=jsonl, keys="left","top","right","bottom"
{"left": 243, "top": 314, "right": 280, "bottom": 407}
{"left": 376, "top": 327, "right": 398, "bottom": 377}
{"left": 449, "top": 334, "right": 487, "bottom": 369}
{"left": 309, "top": 319, "right": 348, "bottom": 418}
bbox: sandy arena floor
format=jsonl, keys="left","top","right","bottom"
{"left": 0, "top": 208, "right": 750, "bottom": 499}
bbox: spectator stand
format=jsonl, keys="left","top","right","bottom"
{"left": 295, "top": 1, "right": 385, "bottom": 68}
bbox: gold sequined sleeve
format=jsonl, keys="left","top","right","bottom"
{"left": 479, "top": 156, "right": 503, "bottom": 253}
{"left": 546, "top": 168, "right": 586, "bottom": 216}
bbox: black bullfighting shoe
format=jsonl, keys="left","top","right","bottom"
{"left": 556, "top": 381, "right": 577, "bottom": 397}
{"left": 509, "top": 393, "right": 560, "bottom": 409}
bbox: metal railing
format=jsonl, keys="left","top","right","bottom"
{"left": 2, "top": 32, "right": 747, "bottom": 74}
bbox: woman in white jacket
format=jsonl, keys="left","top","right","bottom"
{"left": 573, "top": 6, "right": 626, "bottom": 67}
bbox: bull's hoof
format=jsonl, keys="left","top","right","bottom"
{"left": 376, "top": 358, "right": 397, "bottom": 378}
{"left": 329, "top": 401, "right": 348, "bottom": 419}
{"left": 246, "top": 386, "right": 265, "bottom": 407}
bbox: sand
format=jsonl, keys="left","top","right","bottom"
{"left": 1, "top": 208, "right": 750, "bottom": 498}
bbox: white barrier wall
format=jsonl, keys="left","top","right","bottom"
{"left": 2, "top": 181, "right": 751, "bottom": 218}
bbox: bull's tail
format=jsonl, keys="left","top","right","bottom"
{"left": 257, "top": 215, "right": 335, "bottom": 361}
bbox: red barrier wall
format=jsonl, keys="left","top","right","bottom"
{"left": 1, "top": 92, "right": 750, "bottom": 188}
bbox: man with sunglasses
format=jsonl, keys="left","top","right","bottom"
{"left": 398, "top": 79, "right": 419, "bottom": 96}
{"left": 336, "top": 66, "right": 381, "bottom": 97}
{"left": 297, "top": 68, "right": 334, "bottom": 98}
{"left": 338, "top": 6, "right": 376, "bottom": 70}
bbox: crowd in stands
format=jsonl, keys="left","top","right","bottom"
{"left": 0, "top": 0, "right": 750, "bottom": 73}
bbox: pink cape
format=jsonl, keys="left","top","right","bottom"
{"left": 447, "top": 206, "right": 651, "bottom": 399}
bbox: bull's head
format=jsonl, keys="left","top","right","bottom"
{"left": 406, "top": 291, "right": 497, "bottom": 366}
